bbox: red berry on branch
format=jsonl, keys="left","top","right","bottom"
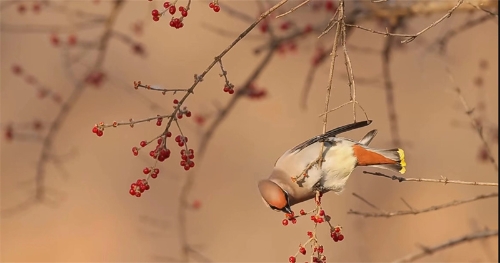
{"left": 173, "top": 99, "right": 179, "bottom": 104}
{"left": 163, "top": 2, "right": 170, "bottom": 8}
{"left": 140, "top": 140, "right": 147, "bottom": 147}
{"left": 169, "top": 5, "right": 176, "bottom": 15}
{"left": 143, "top": 167, "right": 151, "bottom": 174}
{"left": 338, "top": 234, "right": 344, "bottom": 241}
{"left": 289, "top": 256, "right": 296, "bottom": 263}
{"left": 299, "top": 247, "right": 306, "bottom": 255}
{"left": 153, "top": 16, "right": 160, "bottom": 22}
{"left": 282, "top": 219, "right": 288, "bottom": 226}
{"left": 152, "top": 9, "right": 159, "bottom": 16}
{"left": 213, "top": 5, "right": 220, "bottom": 12}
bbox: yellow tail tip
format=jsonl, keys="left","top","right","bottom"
{"left": 398, "top": 148, "right": 406, "bottom": 174}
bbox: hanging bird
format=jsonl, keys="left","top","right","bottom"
{"left": 258, "top": 120, "right": 406, "bottom": 214}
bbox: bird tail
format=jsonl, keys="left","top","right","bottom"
{"left": 352, "top": 145, "right": 406, "bottom": 174}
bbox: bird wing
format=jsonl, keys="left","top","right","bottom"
{"left": 289, "top": 120, "right": 372, "bottom": 153}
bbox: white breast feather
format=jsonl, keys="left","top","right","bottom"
{"left": 320, "top": 141, "right": 357, "bottom": 193}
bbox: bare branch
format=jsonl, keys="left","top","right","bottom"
{"left": 393, "top": 229, "right": 498, "bottom": 263}
{"left": 348, "top": 192, "right": 498, "bottom": 218}
{"left": 363, "top": 171, "right": 498, "bottom": 186}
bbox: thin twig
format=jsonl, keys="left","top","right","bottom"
{"left": 348, "top": 192, "right": 498, "bottom": 218}
{"left": 363, "top": 171, "right": 499, "bottom": 186}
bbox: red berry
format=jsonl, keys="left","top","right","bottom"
{"left": 185, "top": 111, "right": 192, "bottom": 117}
{"left": 140, "top": 140, "right": 147, "bottom": 147}
{"left": 153, "top": 168, "right": 159, "bottom": 174}
{"left": 129, "top": 189, "right": 136, "bottom": 195}
{"left": 307, "top": 231, "right": 313, "bottom": 238}
{"left": 173, "top": 99, "right": 179, "bottom": 104}
{"left": 228, "top": 89, "right": 234, "bottom": 94}
{"left": 132, "top": 147, "right": 139, "bottom": 156}
{"left": 181, "top": 10, "right": 188, "bottom": 17}
{"left": 96, "top": 130, "right": 103, "bottom": 137}
{"left": 92, "top": 126, "right": 98, "bottom": 133}
{"left": 282, "top": 219, "right": 288, "bottom": 226}
{"left": 135, "top": 192, "right": 141, "bottom": 197}
{"left": 213, "top": 5, "right": 220, "bottom": 12}
{"left": 209, "top": 2, "right": 214, "bottom": 8}
{"left": 291, "top": 218, "right": 297, "bottom": 224}
{"left": 334, "top": 226, "right": 341, "bottom": 232}
{"left": 163, "top": 2, "right": 170, "bottom": 8}
{"left": 299, "top": 247, "right": 306, "bottom": 255}
{"left": 151, "top": 173, "right": 158, "bottom": 179}
{"left": 156, "top": 120, "right": 162, "bottom": 126}
{"left": 319, "top": 209, "right": 325, "bottom": 216}
{"left": 289, "top": 256, "right": 296, "bottom": 263}
{"left": 152, "top": 9, "right": 159, "bottom": 16}
{"left": 169, "top": 5, "right": 176, "bottom": 15}
{"left": 338, "top": 234, "right": 344, "bottom": 241}
{"left": 153, "top": 16, "right": 160, "bottom": 22}
{"left": 179, "top": 6, "right": 185, "bottom": 11}
{"left": 68, "top": 35, "right": 77, "bottom": 45}
{"left": 143, "top": 167, "right": 151, "bottom": 174}
{"left": 166, "top": 131, "right": 172, "bottom": 137}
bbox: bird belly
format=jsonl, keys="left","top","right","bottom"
{"left": 319, "top": 143, "right": 357, "bottom": 193}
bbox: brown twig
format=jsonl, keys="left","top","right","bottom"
{"left": 392, "top": 229, "right": 498, "bottom": 262}
{"left": 348, "top": 192, "right": 498, "bottom": 218}
{"left": 363, "top": 171, "right": 499, "bottom": 186}
{"left": 348, "top": 0, "right": 465, "bottom": 44}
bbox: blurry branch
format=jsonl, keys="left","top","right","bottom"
{"left": 348, "top": 192, "right": 498, "bottom": 218}
{"left": 392, "top": 229, "right": 498, "bottom": 263}
{"left": 1, "top": 0, "right": 126, "bottom": 216}
{"left": 363, "top": 171, "right": 499, "bottom": 186}
{"left": 0, "top": 21, "right": 103, "bottom": 33}
{"left": 430, "top": 13, "right": 496, "bottom": 54}
{"left": 444, "top": 66, "right": 498, "bottom": 172}
{"left": 380, "top": 18, "right": 403, "bottom": 145}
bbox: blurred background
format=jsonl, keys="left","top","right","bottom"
{"left": 1, "top": 0, "right": 498, "bottom": 262}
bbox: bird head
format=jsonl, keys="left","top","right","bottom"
{"left": 258, "top": 179, "right": 292, "bottom": 214}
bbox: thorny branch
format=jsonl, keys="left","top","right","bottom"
{"left": 348, "top": 192, "right": 498, "bottom": 218}
{"left": 392, "top": 229, "right": 498, "bottom": 263}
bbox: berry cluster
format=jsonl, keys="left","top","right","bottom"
{"left": 151, "top": 2, "right": 189, "bottom": 29}
{"left": 282, "top": 211, "right": 297, "bottom": 226}
{"left": 92, "top": 125, "right": 104, "bottom": 137}
{"left": 208, "top": 1, "right": 221, "bottom": 12}
{"left": 50, "top": 34, "right": 78, "bottom": 47}
{"left": 129, "top": 178, "right": 150, "bottom": 197}
{"left": 282, "top": 192, "right": 344, "bottom": 263}
{"left": 174, "top": 135, "right": 188, "bottom": 147}
{"left": 17, "top": 2, "right": 41, "bottom": 14}
{"left": 146, "top": 135, "right": 172, "bottom": 162}
{"left": 173, "top": 99, "right": 192, "bottom": 119}
{"left": 11, "top": 65, "right": 62, "bottom": 103}
{"left": 330, "top": 226, "right": 345, "bottom": 242}
{"left": 223, "top": 84, "right": 235, "bottom": 94}
{"left": 180, "top": 148, "right": 195, "bottom": 171}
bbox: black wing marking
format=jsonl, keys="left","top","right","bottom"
{"left": 289, "top": 120, "right": 372, "bottom": 153}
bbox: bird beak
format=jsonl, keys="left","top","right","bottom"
{"left": 282, "top": 206, "right": 293, "bottom": 214}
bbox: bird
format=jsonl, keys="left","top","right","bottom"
{"left": 258, "top": 120, "right": 406, "bottom": 214}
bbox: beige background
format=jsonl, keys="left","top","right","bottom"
{"left": 1, "top": 1, "right": 498, "bottom": 262}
